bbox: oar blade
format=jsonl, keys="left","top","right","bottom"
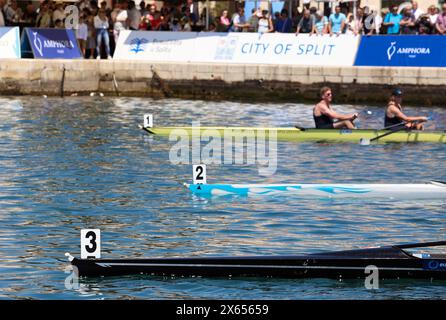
{"left": 359, "top": 138, "right": 371, "bottom": 146}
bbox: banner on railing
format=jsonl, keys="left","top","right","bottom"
{"left": 354, "top": 35, "right": 446, "bottom": 67}
{"left": 21, "top": 28, "right": 82, "bottom": 59}
{"left": 114, "top": 31, "right": 360, "bottom": 66}
{"left": 0, "top": 27, "right": 20, "bottom": 59}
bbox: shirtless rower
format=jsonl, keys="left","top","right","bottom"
{"left": 385, "top": 88, "right": 428, "bottom": 130}
{"left": 313, "top": 87, "right": 358, "bottom": 129}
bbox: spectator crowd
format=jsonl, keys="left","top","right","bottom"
{"left": 0, "top": 0, "right": 445, "bottom": 59}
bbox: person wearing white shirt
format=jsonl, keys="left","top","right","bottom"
{"left": 76, "top": 15, "right": 88, "bottom": 57}
{"left": 411, "top": 1, "right": 423, "bottom": 20}
{"left": 53, "top": 2, "right": 66, "bottom": 23}
{"left": 94, "top": 10, "right": 111, "bottom": 59}
{"left": 427, "top": 5, "right": 438, "bottom": 25}
{"left": 5, "top": 0, "right": 23, "bottom": 24}
{"left": 113, "top": 1, "right": 128, "bottom": 43}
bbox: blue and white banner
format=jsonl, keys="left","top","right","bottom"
{"left": 21, "top": 28, "right": 82, "bottom": 59}
{"left": 0, "top": 27, "right": 20, "bottom": 59}
{"left": 114, "top": 31, "right": 360, "bottom": 66}
{"left": 355, "top": 35, "right": 446, "bottom": 67}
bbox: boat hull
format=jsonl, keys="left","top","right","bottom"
{"left": 144, "top": 127, "right": 446, "bottom": 143}
{"left": 71, "top": 246, "right": 446, "bottom": 279}
{"left": 186, "top": 182, "right": 446, "bottom": 200}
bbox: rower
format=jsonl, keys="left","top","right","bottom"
{"left": 313, "top": 87, "right": 358, "bottom": 129}
{"left": 385, "top": 88, "right": 428, "bottom": 130}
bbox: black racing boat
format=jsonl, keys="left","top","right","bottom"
{"left": 67, "top": 241, "right": 446, "bottom": 279}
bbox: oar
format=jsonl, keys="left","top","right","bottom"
{"left": 381, "top": 121, "right": 407, "bottom": 131}
{"left": 396, "top": 240, "right": 446, "bottom": 249}
{"left": 359, "top": 125, "right": 408, "bottom": 145}
{"left": 360, "top": 118, "right": 431, "bottom": 145}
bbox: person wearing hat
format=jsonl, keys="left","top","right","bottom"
{"left": 385, "top": 89, "right": 428, "bottom": 130}
{"left": 53, "top": 2, "right": 66, "bottom": 24}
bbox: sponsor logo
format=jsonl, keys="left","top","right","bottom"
{"left": 43, "top": 40, "right": 75, "bottom": 49}
{"left": 427, "top": 260, "right": 446, "bottom": 270}
{"left": 387, "top": 42, "right": 396, "bottom": 60}
{"left": 33, "top": 32, "right": 43, "bottom": 56}
{"left": 386, "top": 41, "right": 431, "bottom": 61}
{"left": 130, "top": 38, "right": 148, "bottom": 54}
{"left": 31, "top": 31, "right": 76, "bottom": 56}
{"left": 215, "top": 36, "right": 238, "bottom": 60}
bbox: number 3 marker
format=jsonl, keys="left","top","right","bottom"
{"left": 81, "top": 229, "right": 101, "bottom": 259}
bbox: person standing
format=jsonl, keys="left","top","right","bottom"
{"left": 5, "top": 0, "right": 23, "bottom": 25}
{"left": 127, "top": 1, "right": 141, "bottom": 31}
{"left": 435, "top": 3, "right": 446, "bottom": 34}
{"left": 0, "top": 0, "right": 5, "bottom": 27}
{"left": 411, "top": 1, "right": 423, "bottom": 20}
{"left": 296, "top": 9, "right": 314, "bottom": 34}
{"left": 86, "top": 12, "right": 96, "bottom": 59}
{"left": 248, "top": 8, "right": 260, "bottom": 32}
{"left": 231, "top": 7, "right": 250, "bottom": 32}
{"left": 312, "top": 10, "right": 328, "bottom": 35}
{"left": 328, "top": 6, "right": 346, "bottom": 35}
{"left": 52, "top": 2, "right": 66, "bottom": 24}
{"left": 94, "top": 9, "right": 111, "bottom": 59}
{"left": 400, "top": 7, "right": 417, "bottom": 34}
{"left": 22, "top": 2, "right": 37, "bottom": 25}
{"left": 257, "top": 10, "right": 274, "bottom": 33}
{"left": 216, "top": 9, "right": 231, "bottom": 32}
{"left": 274, "top": 9, "right": 292, "bottom": 33}
{"left": 76, "top": 15, "right": 88, "bottom": 57}
{"left": 383, "top": 6, "right": 402, "bottom": 34}
{"left": 113, "top": 1, "right": 128, "bottom": 44}
{"left": 35, "top": 2, "right": 52, "bottom": 28}
{"left": 427, "top": 5, "right": 438, "bottom": 26}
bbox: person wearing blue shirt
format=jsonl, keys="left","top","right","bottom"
{"left": 329, "top": 6, "right": 346, "bottom": 34}
{"left": 274, "top": 8, "right": 292, "bottom": 33}
{"left": 383, "top": 6, "right": 403, "bottom": 34}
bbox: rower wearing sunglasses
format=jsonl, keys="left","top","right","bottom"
{"left": 313, "top": 86, "right": 358, "bottom": 129}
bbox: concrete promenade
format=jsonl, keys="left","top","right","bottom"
{"left": 0, "top": 59, "right": 444, "bottom": 105}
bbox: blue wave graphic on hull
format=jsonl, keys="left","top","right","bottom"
{"left": 189, "top": 184, "right": 372, "bottom": 196}
{"left": 313, "top": 186, "right": 372, "bottom": 194}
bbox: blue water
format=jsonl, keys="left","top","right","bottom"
{"left": 0, "top": 96, "right": 445, "bottom": 299}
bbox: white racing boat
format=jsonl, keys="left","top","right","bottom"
{"left": 185, "top": 181, "right": 446, "bottom": 200}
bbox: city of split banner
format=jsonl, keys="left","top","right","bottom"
{"left": 355, "top": 35, "right": 446, "bottom": 67}
{"left": 114, "top": 31, "right": 360, "bottom": 66}
{"left": 21, "top": 28, "right": 82, "bottom": 59}
{"left": 0, "top": 27, "right": 20, "bottom": 59}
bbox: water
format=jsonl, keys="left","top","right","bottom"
{"left": 0, "top": 96, "right": 445, "bottom": 299}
